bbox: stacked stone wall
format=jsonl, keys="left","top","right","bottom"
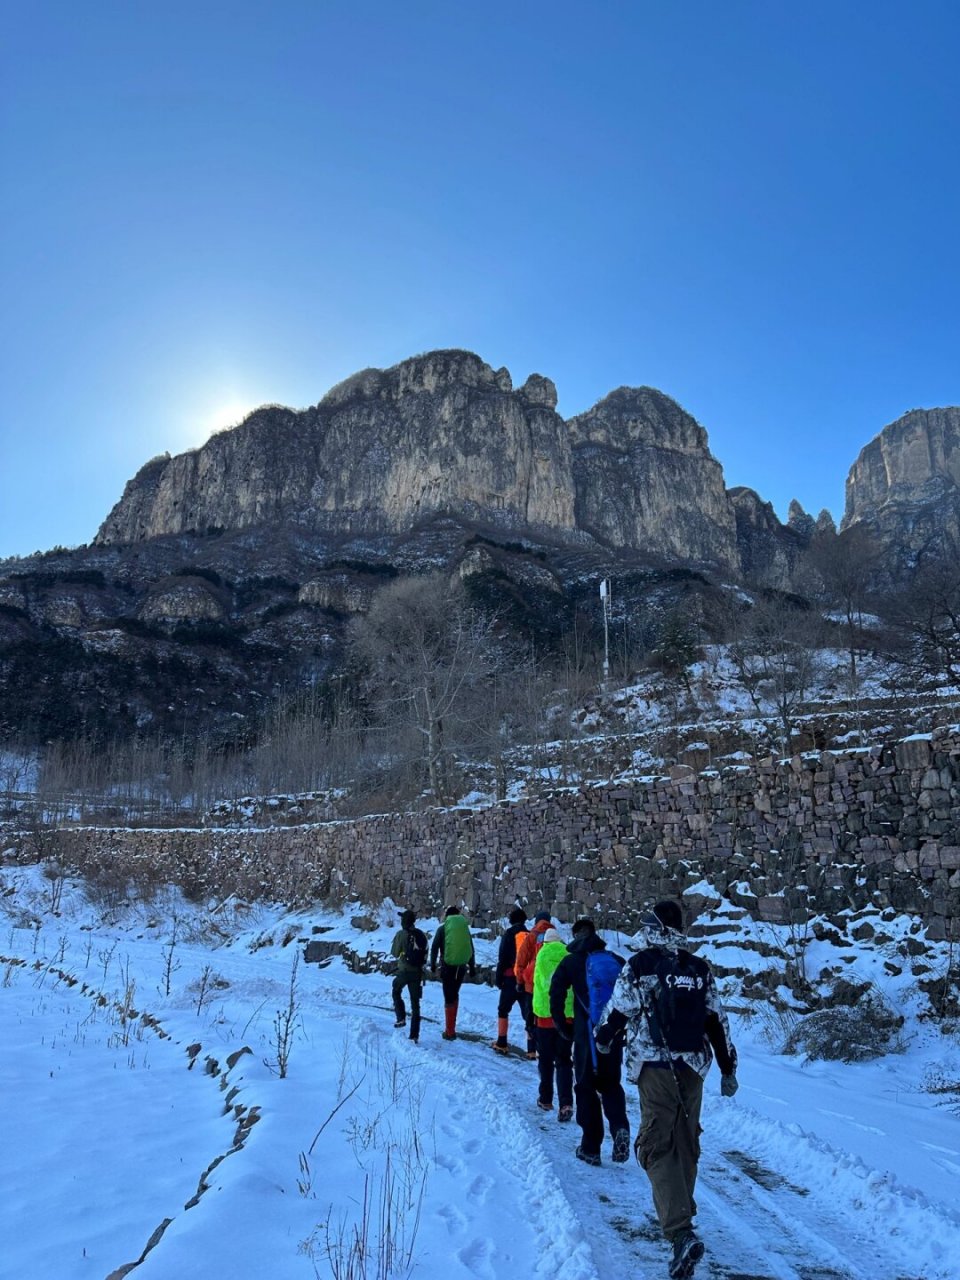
{"left": 15, "top": 729, "right": 960, "bottom": 938}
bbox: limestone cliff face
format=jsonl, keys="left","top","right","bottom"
{"left": 568, "top": 387, "right": 739, "bottom": 570}
{"left": 97, "top": 351, "right": 577, "bottom": 545}
{"left": 842, "top": 407, "right": 960, "bottom": 553}
{"left": 96, "top": 350, "right": 744, "bottom": 571}
{"left": 729, "top": 488, "right": 807, "bottom": 589}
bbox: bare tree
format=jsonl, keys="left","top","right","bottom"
{"left": 723, "top": 592, "right": 826, "bottom": 753}
{"left": 349, "top": 575, "right": 503, "bottom": 805}
{"left": 809, "top": 523, "right": 882, "bottom": 687}
{"left": 890, "top": 533, "right": 960, "bottom": 693}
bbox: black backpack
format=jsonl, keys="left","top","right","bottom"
{"left": 641, "top": 948, "right": 709, "bottom": 1053}
{"left": 404, "top": 927, "right": 428, "bottom": 969}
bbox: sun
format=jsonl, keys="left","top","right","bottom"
{"left": 202, "top": 398, "right": 256, "bottom": 437}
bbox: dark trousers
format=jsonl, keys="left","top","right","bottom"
{"left": 440, "top": 963, "right": 467, "bottom": 1007}
{"left": 391, "top": 972, "right": 422, "bottom": 1040}
{"left": 636, "top": 1063, "right": 704, "bottom": 1241}
{"left": 536, "top": 1025, "right": 573, "bottom": 1107}
{"left": 516, "top": 987, "right": 536, "bottom": 1051}
{"left": 497, "top": 974, "right": 522, "bottom": 1018}
{"left": 574, "top": 1048, "right": 629, "bottom": 1156}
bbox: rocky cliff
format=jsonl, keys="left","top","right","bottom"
{"left": 842, "top": 407, "right": 960, "bottom": 558}
{"left": 568, "top": 387, "right": 738, "bottom": 570}
{"left": 96, "top": 350, "right": 740, "bottom": 571}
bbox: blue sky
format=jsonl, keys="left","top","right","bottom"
{"left": 2, "top": 1, "right": 958, "bottom": 558}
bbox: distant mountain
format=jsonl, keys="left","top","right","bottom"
{"left": 842, "top": 406, "right": 960, "bottom": 560}
{"left": 96, "top": 349, "right": 744, "bottom": 573}
{"left": 1, "top": 349, "right": 957, "bottom": 745}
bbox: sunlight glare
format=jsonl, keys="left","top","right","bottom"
{"left": 170, "top": 395, "right": 258, "bottom": 450}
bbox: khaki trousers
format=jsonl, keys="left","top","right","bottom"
{"left": 636, "top": 1063, "right": 704, "bottom": 1241}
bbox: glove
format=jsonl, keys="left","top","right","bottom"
{"left": 721, "top": 1073, "right": 739, "bottom": 1097}
{"left": 594, "top": 1026, "right": 613, "bottom": 1054}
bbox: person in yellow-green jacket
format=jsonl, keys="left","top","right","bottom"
{"left": 430, "top": 905, "right": 476, "bottom": 1041}
{"left": 532, "top": 928, "right": 574, "bottom": 1121}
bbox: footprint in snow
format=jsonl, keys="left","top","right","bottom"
{"left": 461, "top": 1137, "right": 481, "bottom": 1155}
{"left": 457, "top": 1236, "right": 496, "bottom": 1278}
{"left": 467, "top": 1172, "right": 494, "bottom": 1203}
{"left": 435, "top": 1151, "right": 466, "bottom": 1175}
{"left": 437, "top": 1202, "right": 468, "bottom": 1236}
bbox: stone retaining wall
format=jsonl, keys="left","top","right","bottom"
{"left": 14, "top": 729, "right": 960, "bottom": 939}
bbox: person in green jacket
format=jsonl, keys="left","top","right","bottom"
{"left": 390, "top": 909, "right": 428, "bottom": 1042}
{"left": 532, "top": 928, "right": 574, "bottom": 1120}
{"left": 430, "top": 905, "right": 475, "bottom": 1040}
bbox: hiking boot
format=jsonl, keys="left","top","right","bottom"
{"left": 441, "top": 1031, "right": 457, "bottom": 1041}
{"left": 669, "top": 1231, "right": 705, "bottom": 1278}
{"left": 524, "top": 1049, "right": 537, "bottom": 1060}
{"left": 393, "top": 1019, "right": 406, "bottom": 1028}
{"left": 557, "top": 1104, "right": 574, "bottom": 1123}
{"left": 536, "top": 1098, "right": 554, "bottom": 1111}
{"left": 491, "top": 1041, "right": 510, "bottom": 1054}
{"left": 611, "top": 1128, "right": 630, "bottom": 1163}
{"left": 575, "top": 1145, "right": 601, "bottom": 1167}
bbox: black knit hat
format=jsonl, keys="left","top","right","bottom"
{"left": 508, "top": 906, "right": 528, "bottom": 925}
{"left": 651, "top": 899, "right": 683, "bottom": 931}
{"left": 533, "top": 910, "right": 551, "bottom": 924}
{"left": 399, "top": 909, "right": 416, "bottom": 928}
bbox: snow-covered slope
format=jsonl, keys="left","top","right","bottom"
{"left": 2, "top": 867, "right": 958, "bottom": 1280}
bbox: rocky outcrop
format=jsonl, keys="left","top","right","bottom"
{"left": 568, "top": 387, "right": 739, "bottom": 570}
{"left": 97, "top": 352, "right": 578, "bottom": 547}
{"left": 842, "top": 407, "right": 960, "bottom": 557}
{"left": 139, "top": 578, "right": 228, "bottom": 624}
{"left": 95, "top": 352, "right": 742, "bottom": 572}
{"left": 787, "top": 500, "right": 816, "bottom": 540}
{"left": 729, "top": 487, "right": 807, "bottom": 589}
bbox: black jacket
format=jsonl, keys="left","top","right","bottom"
{"left": 495, "top": 922, "right": 528, "bottom": 987}
{"left": 549, "top": 932, "right": 623, "bottom": 1080}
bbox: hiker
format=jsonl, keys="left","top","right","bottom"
{"left": 390, "top": 908, "right": 428, "bottom": 1043}
{"left": 549, "top": 917, "right": 630, "bottom": 1167}
{"left": 514, "top": 909, "right": 553, "bottom": 1057}
{"left": 430, "top": 905, "right": 476, "bottom": 1040}
{"left": 492, "top": 905, "right": 535, "bottom": 1055}
{"left": 531, "top": 927, "right": 575, "bottom": 1120}
{"left": 595, "top": 899, "right": 739, "bottom": 1280}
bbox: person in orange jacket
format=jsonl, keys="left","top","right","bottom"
{"left": 514, "top": 911, "right": 553, "bottom": 1059}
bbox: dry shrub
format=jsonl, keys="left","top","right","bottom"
{"left": 783, "top": 989, "right": 905, "bottom": 1062}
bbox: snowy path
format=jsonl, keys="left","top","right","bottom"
{"left": 3, "top": 873, "right": 960, "bottom": 1280}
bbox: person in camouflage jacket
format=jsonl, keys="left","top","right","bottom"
{"left": 595, "top": 900, "right": 738, "bottom": 1279}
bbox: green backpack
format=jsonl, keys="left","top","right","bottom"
{"left": 443, "top": 913, "right": 472, "bottom": 965}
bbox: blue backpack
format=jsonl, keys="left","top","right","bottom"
{"left": 582, "top": 949, "right": 623, "bottom": 1065}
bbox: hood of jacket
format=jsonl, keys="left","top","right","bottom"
{"left": 636, "top": 918, "right": 687, "bottom": 953}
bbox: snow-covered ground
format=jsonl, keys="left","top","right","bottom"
{"left": 2, "top": 865, "right": 959, "bottom": 1280}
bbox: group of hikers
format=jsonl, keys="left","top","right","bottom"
{"left": 389, "top": 899, "right": 739, "bottom": 1280}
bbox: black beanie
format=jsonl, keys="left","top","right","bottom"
{"left": 508, "top": 906, "right": 527, "bottom": 925}
{"left": 652, "top": 899, "right": 683, "bottom": 931}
